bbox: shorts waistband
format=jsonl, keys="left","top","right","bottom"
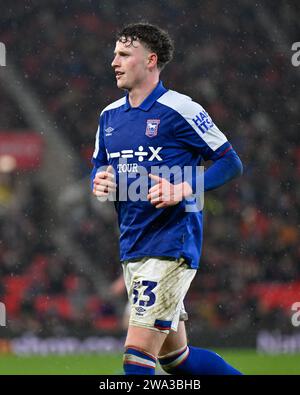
{"left": 121, "top": 256, "right": 184, "bottom": 265}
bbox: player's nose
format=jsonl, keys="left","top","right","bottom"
{"left": 111, "top": 55, "right": 119, "bottom": 68}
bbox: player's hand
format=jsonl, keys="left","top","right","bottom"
{"left": 147, "top": 174, "right": 193, "bottom": 209}
{"left": 93, "top": 165, "right": 117, "bottom": 198}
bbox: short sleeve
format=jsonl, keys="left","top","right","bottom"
{"left": 157, "top": 90, "right": 230, "bottom": 161}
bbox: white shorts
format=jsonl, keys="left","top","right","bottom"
{"left": 122, "top": 257, "right": 196, "bottom": 334}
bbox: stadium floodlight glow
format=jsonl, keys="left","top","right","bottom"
{"left": 0, "top": 42, "right": 6, "bottom": 66}
{"left": 0, "top": 155, "right": 17, "bottom": 173}
{"left": 0, "top": 302, "right": 6, "bottom": 327}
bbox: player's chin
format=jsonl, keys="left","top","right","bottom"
{"left": 117, "top": 79, "right": 131, "bottom": 90}
{"left": 116, "top": 79, "right": 127, "bottom": 89}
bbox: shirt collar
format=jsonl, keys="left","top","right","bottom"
{"left": 123, "top": 81, "right": 167, "bottom": 112}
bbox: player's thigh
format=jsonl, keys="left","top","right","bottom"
{"left": 125, "top": 325, "right": 167, "bottom": 357}
{"left": 159, "top": 321, "right": 187, "bottom": 357}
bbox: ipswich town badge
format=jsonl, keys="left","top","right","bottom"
{"left": 146, "top": 119, "right": 160, "bottom": 138}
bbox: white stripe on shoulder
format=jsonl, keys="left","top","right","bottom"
{"left": 100, "top": 96, "right": 126, "bottom": 115}
{"left": 157, "top": 90, "right": 227, "bottom": 151}
{"left": 93, "top": 97, "right": 126, "bottom": 159}
{"left": 92, "top": 124, "right": 100, "bottom": 159}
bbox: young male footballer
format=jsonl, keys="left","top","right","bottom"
{"left": 91, "top": 23, "right": 243, "bottom": 375}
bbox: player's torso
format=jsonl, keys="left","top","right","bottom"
{"left": 102, "top": 102, "right": 195, "bottom": 176}
{"left": 100, "top": 98, "right": 203, "bottom": 269}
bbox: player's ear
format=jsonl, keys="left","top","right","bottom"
{"left": 147, "top": 53, "right": 158, "bottom": 69}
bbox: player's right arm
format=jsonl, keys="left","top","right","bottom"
{"left": 91, "top": 115, "right": 116, "bottom": 198}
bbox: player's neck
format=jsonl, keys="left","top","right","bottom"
{"left": 128, "top": 78, "right": 159, "bottom": 108}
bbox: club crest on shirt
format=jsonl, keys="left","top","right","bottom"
{"left": 145, "top": 119, "right": 160, "bottom": 138}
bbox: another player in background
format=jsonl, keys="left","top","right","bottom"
{"left": 92, "top": 23, "right": 243, "bottom": 375}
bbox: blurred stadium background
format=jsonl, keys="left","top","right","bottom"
{"left": 0, "top": 0, "right": 299, "bottom": 374}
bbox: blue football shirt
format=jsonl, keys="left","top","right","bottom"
{"left": 91, "top": 81, "right": 231, "bottom": 269}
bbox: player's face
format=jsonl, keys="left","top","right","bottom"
{"left": 111, "top": 39, "right": 150, "bottom": 90}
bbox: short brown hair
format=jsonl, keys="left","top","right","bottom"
{"left": 116, "top": 23, "right": 174, "bottom": 70}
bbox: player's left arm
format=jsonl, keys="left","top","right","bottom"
{"left": 202, "top": 144, "right": 243, "bottom": 191}
{"left": 147, "top": 146, "right": 242, "bottom": 208}
{"left": 148, "top": 98, "right": 243, "bottom": 208}
{"left": 173, "top": 99, "right": 243, "bottom": 195}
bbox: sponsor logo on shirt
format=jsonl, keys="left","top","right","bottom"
{"left": 192, "top": 110, "right": 214, "bottom": 134}
{"left": 107, "top": 146, "right": 163, "bottom": 166}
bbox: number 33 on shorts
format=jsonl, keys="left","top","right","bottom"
{"left": 132, "top": 280, "right": 158, "bottom": 307}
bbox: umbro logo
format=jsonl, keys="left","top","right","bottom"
{"left": 105, "top": 126, "right": 114, "bottom": 136}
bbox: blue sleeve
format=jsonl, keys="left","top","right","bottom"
{"left": 196, "top": 146, "right": 243, "bottom": 192}
{"left": 169, "top": 98, "right": 242, "bottom": 192}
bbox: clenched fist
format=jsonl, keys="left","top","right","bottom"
{"left": 93, "top": 165, "right": 117, "bottom": 198}
{"left": 147, "top": 173, "right": 193, "bottom": 209}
